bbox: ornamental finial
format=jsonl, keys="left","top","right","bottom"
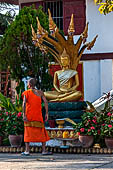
{"left": 48, "top": 8, "right": 56, "bottom": 32}
{"left": 68, "top": 14, "right": 75, "bottom": 34}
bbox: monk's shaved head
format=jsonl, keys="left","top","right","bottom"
{"left": 28, "top": 78, "right": 36, "bottom": 87}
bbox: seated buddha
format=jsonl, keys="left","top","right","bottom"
{"left": 44, "top": 48, "right": 82, "bottom": 102}
{"left": 31, "top": 9, "right": 98, "bottom": 102}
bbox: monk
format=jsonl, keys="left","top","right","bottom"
{"left": 21, "top": 78, "right": 52, "bottom": 156}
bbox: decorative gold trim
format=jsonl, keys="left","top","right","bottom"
{"left": 0, "top": 146, "right": 113, "bottom": 154}
{"left": 24, "top": 121, "right": 44, "bottom": 128}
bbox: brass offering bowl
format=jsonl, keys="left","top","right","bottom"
{"left": 56, "top": 119, "right": 65, "bottom": 128}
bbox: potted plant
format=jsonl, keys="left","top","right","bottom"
{"left": 0, "top": 111, "right": 6, "bottom": 145}
{"left": 99, "top": 110, "right": 113, "bottom": 148}
{"left": 74, "top": 110, "right": 101, "bottom": 148}
{"left": 92, "top": 98, "right": 113, "bottom": 148}
{"left": 65, "top": 99, "right": 113, "bottom": 148}
{"left": 65, "top": 109, "right": 100, "bottom": 148}
{"left": 0, "top": 91, "right": 24, "bottom": 147}
{"left": 5, "top": 111, "right": 24, "bottom": 147}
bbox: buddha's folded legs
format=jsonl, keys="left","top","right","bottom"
{"left": 44, "top": 91, "right": 61, "bottom": 100}
{"left": 57, "top": 91, "right": 82, "bottom": 102}
{"left": 44, "top": 90, "right": 82, "bottom": 102}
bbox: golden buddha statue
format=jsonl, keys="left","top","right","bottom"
{"left": 31, "top": 9, "right": 98, "bottom": 102}
{"left": 44, "top": 48, "right": 82, "bottom": 102}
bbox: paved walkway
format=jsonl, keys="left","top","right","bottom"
{"left": 0, "top": 153, "right": 113, "bottom": 170}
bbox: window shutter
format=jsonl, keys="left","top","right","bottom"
{"left": 63, "top": 0, "right": 86, "bottom": 35}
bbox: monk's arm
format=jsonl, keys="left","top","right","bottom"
{"left": 41, "top": 91, "right": 49, "bottom": 121}
{"left": 22, "top": 95, "right": 28, "bottom": 122}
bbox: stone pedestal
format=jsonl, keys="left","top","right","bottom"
{"left": 44, "top": 101, "right": 87, "bottom": 127}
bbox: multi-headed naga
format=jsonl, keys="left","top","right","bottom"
{"left": 31, "top": 9, "right": 98, "bottom": 102}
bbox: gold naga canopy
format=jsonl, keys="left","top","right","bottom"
{"left": 31, "top": 9, "right": 98, "bottom": 70}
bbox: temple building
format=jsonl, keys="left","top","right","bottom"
{"left": 0, "top": 0, "right": 18, "bottom": 5}
{"left": 2, "top": 0, "right": 113, "bottom": 103}
{"left": 18, "top": 0, "right": 113, "bottom": 103}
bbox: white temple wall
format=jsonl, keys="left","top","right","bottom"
{"left": 83, "top": 60, "right": 100, "bottom": 102}
{"left": 83, "top": 59, "right": 112, "bottom": 102}
{"left": 75, "top": 0, "right": 113, "bottom": 102}
{"left": 100, "top": 59, "right": 112, "bottom": 95}
{"left": 85, "top": 0, "right": 113, "bottom": 53}
{"left": 112, "top": 60, "right": 113, "bottom": 89}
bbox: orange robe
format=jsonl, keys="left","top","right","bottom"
{"left": 22, "top": 89, "right": 50, "bottom": 143}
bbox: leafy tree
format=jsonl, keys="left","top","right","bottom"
{"left": 0, "top": 6, "right": 53, "bottom": 91}
{"left": 94, "top": 0, "right": 113, "bottom": 14}
{"left": 0, "top": 12, "right": 14, "bottom": 34}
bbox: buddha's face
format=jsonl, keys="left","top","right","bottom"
{"left": 61, "top": 56, "right": 70, "bottom": 67}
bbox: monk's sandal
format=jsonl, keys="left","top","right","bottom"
{"left": 42, "top": 151, "right": 52, "bottom": 155}
{"left": 21, "top": 152, "right": 30, "bottom": 156}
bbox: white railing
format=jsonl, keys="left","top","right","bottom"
{"left": 92, "top": 90, "right": 113, "bottom": 110}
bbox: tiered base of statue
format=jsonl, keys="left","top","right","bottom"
{"left": 46, "top": 101, "right": 87, "bottom": 127}
{"left": 42, "top": 101, "right": 87, "bottom": 147}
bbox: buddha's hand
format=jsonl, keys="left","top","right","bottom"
{"left": 56, "top": 89, "right": 62, "bottom": 93}
{"left": 60, "top": 89, "right": 69, "bottom": 93}
{"left": 68, "top": 87, "right": 77, "bottom": 92}
{"left": 62, "top": 89, "right": 73, "bottom": 93}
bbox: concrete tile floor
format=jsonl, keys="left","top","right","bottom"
{"left": 0, "top": 153, "right": 113, "bottom": 170}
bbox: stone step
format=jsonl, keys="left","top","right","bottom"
{"left": 48, "top": 101, "right": 87, "bottom": 111}
{"left": 48, "top": 110, "right": 84, "bottom": 119}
